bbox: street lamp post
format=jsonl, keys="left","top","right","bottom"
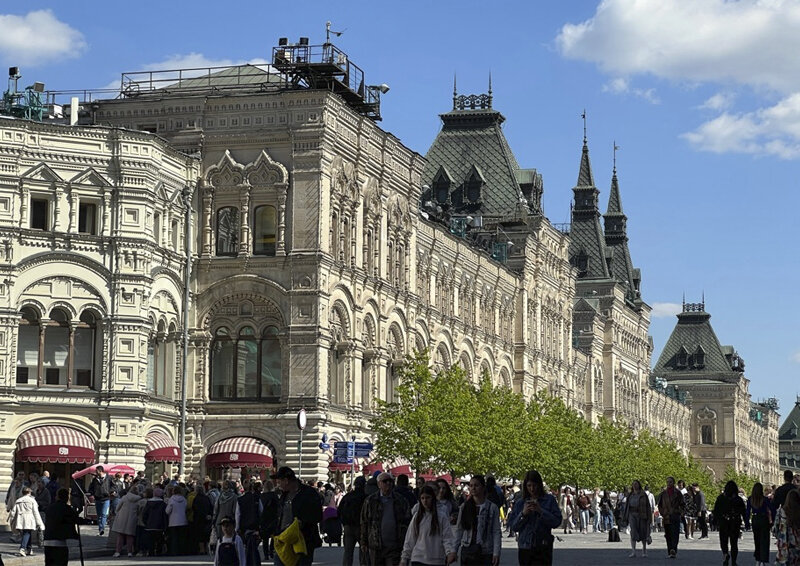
{"left": 297, "top": 409, "right": 307, "bottom": 479}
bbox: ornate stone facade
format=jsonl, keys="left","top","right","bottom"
{"left": 0, "top": 67, "right": 778, "bottom": 492}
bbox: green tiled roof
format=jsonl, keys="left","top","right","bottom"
{"left": 654, "top": 308, "right": 738, "bottom": 375}
{"left": 423, "top": 107, "right": 527, "bottom": 217}
{"left": 569, "top": 140, "right": 610, "bottom": 280}
{"left": 780, "top": 399, "right": 800, "bottom": 439}
{"left": 603, "top": 171, "right": 636, "bottom": 290}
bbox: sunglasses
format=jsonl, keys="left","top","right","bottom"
{"left": 380, "top": 479, "right": 394, "bottom": 484}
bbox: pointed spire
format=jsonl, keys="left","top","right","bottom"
{"left": 606, "top": 144, "right": 624, "bottom": 216}
{"left": 577, "top": 110, "right": 595, "bottom": 187}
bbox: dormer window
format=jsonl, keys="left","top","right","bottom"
{"left": 676, "top": 346, "right": 688, "bottom": 368}
{"left": 693, "top": 346, "right": 705, "bottom": 369}
{"left": 571, "top": 251, "right": 588, "bottom": 277}
{"left": 465, "top": 165, "right": 485, "bottom": 204}
{"left": 432, "top": 166, "right": 452, "bottom": 205}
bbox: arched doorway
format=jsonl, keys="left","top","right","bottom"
{"left": 204, "top": 437, "right": 276, "bottom": 482}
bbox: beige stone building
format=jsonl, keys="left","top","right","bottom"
{"left": 0, "top": 41, "right": 778, "bottom": 491}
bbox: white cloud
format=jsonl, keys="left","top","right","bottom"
{"left": 556, "top": 0, "right": 800, "bottom": 93}
{"left": 100, "top": 53, "right": 270, "bottom": 91}
{"left": 699, "top": 92, "right": 736, "bottom": 111}
{"left": 602, "top": 77, "right": 660, "bottom": 104}
{"left": 0, "top": 10, "right": 86, "bottom": 66}
{"left": 683, "top": 93, "right": 800, "bottom": 158}
{"left": 556, "top": 0, "right": 800, "bottom": 158}
{"left": 792, "top": 350, "right": 800, "bottom": 364}
{"left": 650, "top": 302, "right": 682, "bottom": 318}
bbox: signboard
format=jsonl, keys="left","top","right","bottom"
{"left": 319, "top": 442, "right": 331, "bottom": 451}
{"left": 333, "top": 456, "right": 353, "bottom": 464}
{"left": 354, "top": 442, "right": 373, "bottom": 457}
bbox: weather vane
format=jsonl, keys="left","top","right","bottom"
{"left": 581, "top": 109, "right": 587, "bottom": 143}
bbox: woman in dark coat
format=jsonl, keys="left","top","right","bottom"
{"left": 713, "top": 480, "right": 746, "bottom": 566}
{"left": 190, "top": 484, "right": 213, "bottom": 554}
{"left": 142, "top": 488, "right": 168, "bottom": 557}
{"left": 43, "top": 488, "right": 79, "bottom": 566}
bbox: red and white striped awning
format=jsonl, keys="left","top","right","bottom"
{"left": 388, "top": 457, "right": 412, "bottom": 477}
{"left": 145, "top": 432, "right": 181, "bottom": 463}
{"left": 206, "top": 437, "right": 273, "bottom": 468}
{"left": 16, "top": 425, "right": 96, "bottom": 464}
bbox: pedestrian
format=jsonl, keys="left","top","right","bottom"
{"left": 435, "top": 479, "right": 459, "bottom": 525}
{"left": 692, "top": 483, "right": 708, "bottom": 539}
{"left": 259, "top": 480, "right": 280, "bottom": 561}
{"left": 774, "top": 488, "right": 800, "bottom": 565}
{"left": 774, "top": 470, "right": 796, "bottom": 511}
{"left": 43, "top": 487, "right": 79, "bottom": 566}
{"left": 395, "top": 474, "right": 418, "bottom": 510}
{"left": 142, "top": 487, "right": 168, "bottom": 556}
{"left": 35, "top": 477, "right": 52, "bottom": 520}
{"left": 111, "top": 483, "right": 141, "bottom": 557}
{"left": 88, "top": 465, "right": 113, "bottom": 535}
{"left": 135, "top": 487, "right": 149, "bottom": 556}
{"left": 656, "top": 476, "right": 685, "bottom": 559}
{"left": 235, "top": 480, "right": 263, "bottom": 566}
{"left": 507, "top": 469, "right": 561, "bottom": 566}
{"left": 454, "top": 474, "right": 501, "bottom": 566}
{"left": 361, "top": 471, "right": 411, "bottom": 566}
{"left": 213, "top": 481, "right": 239, "bottom": 541}
{"left": 9, "top": 486, "right": 45, "bottom": 557}
{"left": 713, "top": 480, "right": 746, "bottom": 566}
{"left": 682, "top": 483, "right": 697, "bottom": 539}
{"left": 271, "top": 466, "right": 323, "bottom": 566}
{"left": 622, "top": 479, "right": 651, "bottom": 558}
{"left": 338, "top": 475, "right": 368, "bottom": 566}
{"left": 165, "top": 484, "right": 189, "bottom": 555}
{"left": 215, "top": 515, "right": 246, "bottom": 566}
{"left": 6, "top": 471, "right": 28, "bottom": 520}
{"left": 599, "top": 490, "right": 614, "bottom": 532}
{"left": 399, "top": 485, "right": 457, "bottom": 566}
{"left": 745, "top": 482, "right": 772, "bottom": 566}
{"left": 191, "top": 483, "right": 214, "bottom": 555}
{"left": 576, "top": 490, "right": 591, "bottom": 534}
{"left": 558, "top": 487, "right": 574, "bottom": 534}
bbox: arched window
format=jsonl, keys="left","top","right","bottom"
{"left": 701, "top": 424, "right": 714, "bottom": 445}
{"left": 43, "top": 309, "right": 70, "bottom": 385}
{"left": 253, "top": 205, "right": 277, "bottom": 256}
{"left": 216, "top": 207, "right": 239, "bottom": 256}
{"left": 260, "top": 326, "right": 282, "bottom": 397}
{"left": 16, "top": 307, "right": 40, "bottom": 384}
{"left": 147, "top": 321, "right": 174, "bottom": 398}
{"left": 210, "top": 325, "right": 282, "bottom": 401}
{"left": 17, "top": 307, "right": 100, "bottom": 389}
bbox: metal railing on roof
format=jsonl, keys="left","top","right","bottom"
{"left": 119, "top": 64, "right": 285, "bottom": 97}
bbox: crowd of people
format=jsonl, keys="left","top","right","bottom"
{"left": 3, "top": 464, "right": 800, "bottom": 565}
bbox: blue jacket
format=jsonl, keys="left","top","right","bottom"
{"left": 509, "top": 493, "right": 561, "bottom": 549}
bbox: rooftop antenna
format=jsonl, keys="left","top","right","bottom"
{"left": 488, "top": 71, "right": 493, "bottom": 108}
{"left": 325, "top": 21, "right": 345, "bottom": 44}
{"left": 581, "top": 109, "right": 587, "bottom": 144}
{"left": 453, "top": 73, "right": 457, "bottom": 110}
{"left": 613, "top": 141, "right": 620, "bottom": 174}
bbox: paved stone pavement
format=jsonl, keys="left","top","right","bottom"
{"left": 0, "top": 529, "right": 768, "bottom": 565}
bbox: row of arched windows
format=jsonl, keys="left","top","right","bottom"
{"left": 216, "top": 205, "right": 277, "bottom": 256}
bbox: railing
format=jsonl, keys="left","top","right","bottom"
{"left": 119, "top": 64, "right": 284, "bottom": 96}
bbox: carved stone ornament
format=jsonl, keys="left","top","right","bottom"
{"left": 697, "top": 406, "right": 717, "bottom": 421}
{"left": 246, "top": 150, "right": 288, "bottom": 187}
{"left": 205, "top": 150, "right": 245, "bottom": 187}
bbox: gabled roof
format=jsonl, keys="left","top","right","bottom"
{"left": 423, "top": 104, "right": 528, "bottom": 218}
{"left": 603, "top": 170, "right": 636, "bottom": 290}
{"left": 654, "top": 306, "right": 739, "bottom": 375}
{"left": 780, "top": 399, "right": 800, "bottom": 440}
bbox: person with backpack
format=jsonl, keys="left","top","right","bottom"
{"left": 142, "top": 487, "right": 168, "bottom": 557}
{"left": 745, "top": 482, "right": 772, "bottom": 566}
{"left": 259, "top": 480, "right": 280, "bottom": 561}
{"left": 713, "top": 480, "right": 747, "bottom": 566}
{"left": 43, "top": 487, "right": 80, "bottom": 565}
{"left": 339, "top": 475, "right": 368, "bottom": 566}
{"left": 215, "top": 516, "right": 246, "bottom": 566}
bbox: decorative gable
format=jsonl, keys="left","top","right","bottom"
{"left": 246, "top": 150, "right": 288, "bottom": 187}
{"left": 69, "top": 167, "right": 111, "bottom": 187}
{"left": 432, "top": 165, "right": 452, "bottom": 205}
{"left": 464, "top": 164, "right": 485, "bottom": 204}
{"left": 21, "top": 163, "right": 63, "bottom": 184}
{"left": 205, "top": 150, "right": 245, "bottom": 187}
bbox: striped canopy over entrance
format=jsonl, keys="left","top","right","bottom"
{"left": 16, "top": 425, "right": 96, "bottom": 464}
{"left": 205, "top": 437, "right": 274, "bottom": 468}
{"left": 145, "top": 431, "right": 181, "bottom": 463}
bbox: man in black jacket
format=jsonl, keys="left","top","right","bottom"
{"left": 43, "top": 487, "right": 79, "bottom": 565}
{"left": 271, "top": 466, "right": 322, "bottom": 566}
{"left": 339, "top": 476, "right": 368, "bottom": 566}
{"left": 773, "top": 469, "right": 796, "bottom": 511}
{"left": 88, "top": 466, "right": 114, "bottom": 535}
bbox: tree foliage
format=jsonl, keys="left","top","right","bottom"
{"left": 371, "top": 350, "right": 755, "bottom": 497}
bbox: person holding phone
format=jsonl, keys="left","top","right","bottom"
{"left": 508, "top": 470, "right": 561, "bottom": 566}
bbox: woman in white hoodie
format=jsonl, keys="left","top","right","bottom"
{"left": 9, "top": 486, "right": 45, "bottom": 557}
{"left": 400, "top": 485, "right": 457, "bottom": 566}
{"left": 165, "top": 485, "right": 189, "bottom": 555}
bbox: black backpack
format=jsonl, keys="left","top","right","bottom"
{"left": 217, "top": 540, "right": 238, "bottom": 566}
{"left": 608, "top": 527, "right": 621, "bottom": 542}
{"left": 338, "top": 491, "right": 365, "bottom": 527}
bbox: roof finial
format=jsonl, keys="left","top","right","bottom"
{"left": 702, "top": 290, "right": 705, "bottom": 309}
{"left": 613, "top": 141, "right": 620, "bottom": 174}
{"left": 582, "top": 109, "right": 587, "bottom": 144}
{"left": 682, "top": 291, "right": 685, "bottom": 310}
{"left": 453, "top": 73, "right": 458, "bottom": 110}
{"left": 488, "top": 70, "right": 493, "bottom": 108}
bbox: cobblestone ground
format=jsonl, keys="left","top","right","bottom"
{"left": 0, "top": 528, "right": 762, "bottom": 566}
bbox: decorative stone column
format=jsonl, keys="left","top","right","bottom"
{"left": 239, "top": 186, "right": 250, "bottom": 256}
{"left": 201, "top": 186, "right": 214, "bottom": 256}
{"left": 276, "top": 184, "right": 287, "bottom": 256}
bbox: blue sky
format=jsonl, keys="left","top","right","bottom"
{"left": 2, "top": 1, "right": 797, "bottom": 420}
